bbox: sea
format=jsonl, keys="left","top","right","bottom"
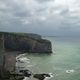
{"left": 16, "top": 36, "right": 80, "bottom": 80}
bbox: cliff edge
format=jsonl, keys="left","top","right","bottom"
{"left": 0, "top": 32, "right": 52, "bottom": 53}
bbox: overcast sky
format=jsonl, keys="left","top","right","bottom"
{"left": 0, "top": 0, "right": 80, "bottom": 36}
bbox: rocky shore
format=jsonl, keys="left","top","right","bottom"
{"left": 0, "top": 52, "right": 23, "bottom": 80}
{"left": 0, "top": 32, "right": 52, "bottom": 80}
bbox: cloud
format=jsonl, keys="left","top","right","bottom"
{"left": 36, "top": 0, "right": 53, "bottom": 3}
{"left": 0, "top": 0, "right": 80, "bottom": 36}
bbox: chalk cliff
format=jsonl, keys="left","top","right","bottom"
{"left": 0, "top": 32, "right": 52, "bottom": 53}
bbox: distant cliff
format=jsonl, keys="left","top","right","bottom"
{"left": 0, "top": 32, "right": 52, "bottom": 53}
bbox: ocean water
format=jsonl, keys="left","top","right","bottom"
{"left": 17, "top": 37, "right": 80, "bottom": 80}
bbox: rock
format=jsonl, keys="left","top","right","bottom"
{"left": 30, "top": 39, "right": 52, "bottom": 53}
{"left": 0, "top": 66, "right": 11, "bottom": 79}
{"left": 33, "top": 73, "right": 53, "bottom": 80}
{"left": 0, "top": 53, "right": 16, "bottom": 74}
{"left": 0, "top": 63, "right": 24, "bottom": 80}
{"left": 0, "top": 32, "right": 52, "bottom": 53}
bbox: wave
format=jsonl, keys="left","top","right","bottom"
{"left": 66, "top": 69, "right": 75, "bottom": 73}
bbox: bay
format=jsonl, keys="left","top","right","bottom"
{"left": 18, "top": 36, "right": 80, "bottom": 80}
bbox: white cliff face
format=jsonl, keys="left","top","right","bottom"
{"left": 2, "top": 32, "right": 52, "bottom": 53}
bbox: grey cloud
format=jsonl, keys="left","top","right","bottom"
{"left": 13, "top": 9, "right": 31, "bottom": 17}
{"left": 0, "top": 0, "right": 80, "bottom": 36}
{"left": 36, "top": 0, "right": 54, "bottom": 3}
{"left": 60, "top": 9, "right": 70, "bottom": 16}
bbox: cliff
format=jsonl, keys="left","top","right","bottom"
{"left": 0, "top": 32, "right": 52, "bottom": 53}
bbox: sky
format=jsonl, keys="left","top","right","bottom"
{"left": 0, "top": 0, "right": 80, "bottom": 36}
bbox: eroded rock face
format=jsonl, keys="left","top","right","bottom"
{"left": 0, "top": 32, "right": 52, "bottom": 53}
{"left": 0, "top": 67, "right": 10, "bottom": 79}
{"left": 30, "top": 39, "right": 52, "bottom": 53}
